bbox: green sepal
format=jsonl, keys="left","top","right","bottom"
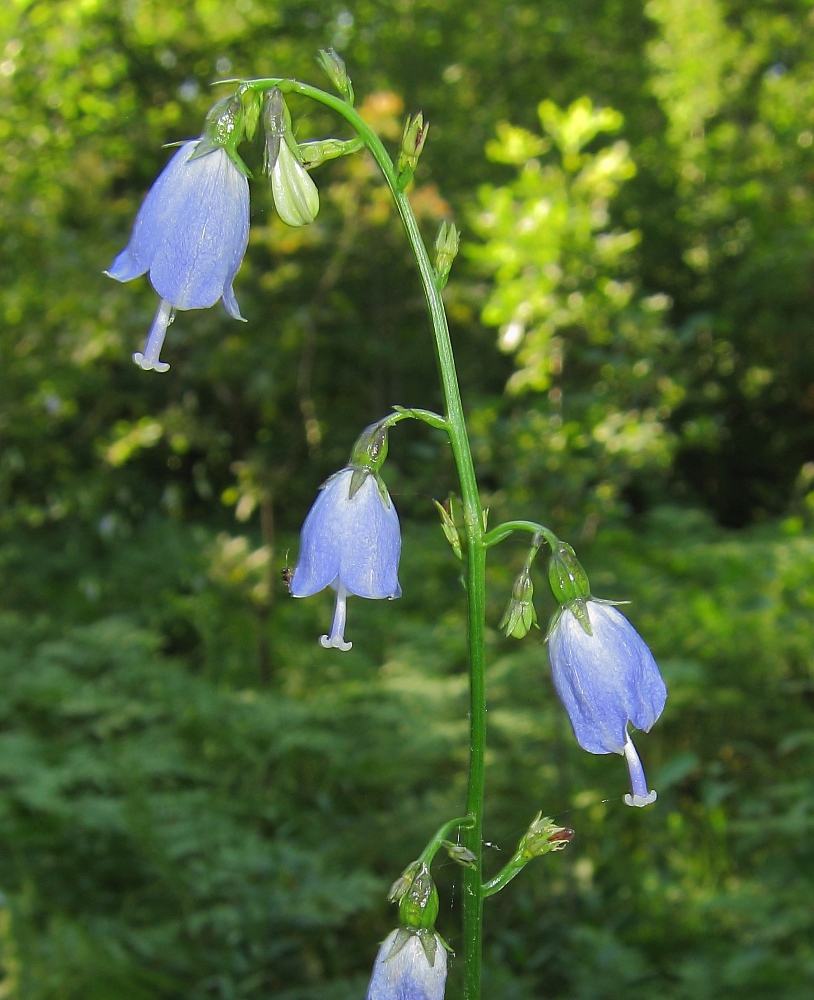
{"left": 548, "top": 541, "right": 591, "bottom": 605}
{"left": 417, "top": 928, "right": 438, "bottom": 967}
{"left": 349, "top": 419, "right": 390, "bottom": 473}
{"left": 434, "top": 498, "right": 463, "bottom": 560}
{"left": 348, "top": 466, "right": 371, "bottom": 501}
{"left": 568, "top": 597, "right": 593, "bottom": 636}
{"left": 189, "top": 94, "right": 251, "bottom": 177}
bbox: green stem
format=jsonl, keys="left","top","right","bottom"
{"left": 245, "top": 77, "right": 488, "bottom": 999}
{"left": 417, "top": 816, "right": 475, "bottom": 867}
{"left": 483, "top": 519, "right": 559, "bottom": 550}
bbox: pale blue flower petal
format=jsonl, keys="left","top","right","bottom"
{"left": 548, "top": 601, "right": 667, "bottom": 755}
{"left": 366, "top": 931, "right": 447, "bottom": 1000}
{"left": 290, "top": 469, "right": 401, "bottom": 600}
{"left": 107, "top": 140, "right": 250, "bottom": 338}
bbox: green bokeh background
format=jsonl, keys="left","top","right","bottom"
{"left": 0, "top": 1, "right": 813, "bottom": 997}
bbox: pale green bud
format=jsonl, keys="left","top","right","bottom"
{"left": 499, "top": 569, "right": 538, "bottom": 639}
{"left": 433, "top": 497, "right": 463, "bottom": 560}
{"left": 270, "top": 139, "right": 320, "bottom": 227}
{"left": 434, "top": 221, "right": 460, "bottom": 290}
{"left": 317, "top": 47, "right": 355, "bottom": 105}
{"left": 397, "top": 112, "right": 429, "bottom": 186}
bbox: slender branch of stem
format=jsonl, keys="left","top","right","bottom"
{"left": 417, "top": 816, "right": 475, "bottom": 867}
{"left": 483, "top": 519, "right": 560, "bottom": 550}
{"left": 243, "top": 76, "right": 489, "bottom": 1000}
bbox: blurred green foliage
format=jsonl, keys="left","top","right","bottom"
{"left": 0, "top": 0, "right": 813, "bottom": 998}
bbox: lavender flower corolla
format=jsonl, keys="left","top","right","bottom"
{"left": 548, "top": 600, "right": 667, "bottom": 807}
{"left": 290, "top": 467, "right": 401, "bottom": 651}
{"left": 365, "top": 929, "right": 447, "bottom": 1000}
{"left": 106, "top": 138, "right": 249, "bottom": 372}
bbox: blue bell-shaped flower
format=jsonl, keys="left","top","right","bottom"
{"left": 106, "top": 98, "right": 250, "bottom": 372}
{"left": 547, "top": 599, "right": 667, "bottom": 807}
{"left": 290, "top": 466, "right": 401, "bottom": 651}
{"left": 365, "top": 929, "right": 447, "bottom": 1000}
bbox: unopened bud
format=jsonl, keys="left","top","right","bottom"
{"left": 317, "top": 47, "right": 355, "bottom": 105}
{"left": 499, "top": 569, "right": 538, "bottom": 639}
{"left": 240, "top": 87, "right": 263, "bottom": 142}
{"left": 434, "top": 497, "right": 463, "bottom": 560}
{"left": 397, "top": 112, "right": 429, "bottom": 185}
{"left": 434, "top": 221, "right": 460, "bottom": 290}
{"left": 441, "top": 840, "right": 477, "bottom": 869}
{"left": 298, "top": 136, "right": 364, "bottom": 166}
{"left": 388, "top": 861, "right": 421, "bottom": 902}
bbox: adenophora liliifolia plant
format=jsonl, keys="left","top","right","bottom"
{"left": 107, "top": 50, "right": 667, "bottom": 1000}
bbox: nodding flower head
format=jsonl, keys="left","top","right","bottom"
{"left": 290, "top": 466, "right": 401, "bottom": 651}
{"left": 106, "top": 99, "right": 250, "bottom": 373}
{"left": 365, "top": 929, "right": 447, "bottom": 1000}
{"left": 547, "top": 599, "right": 667, "bottom": 807}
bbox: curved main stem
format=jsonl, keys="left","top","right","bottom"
{"left": 245, "top": 78, "right": 488, "bottom": 999}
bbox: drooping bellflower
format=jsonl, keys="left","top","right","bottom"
{"left": 106, "top": 97, "right": 250, "bottom": 372}
{"left": 365, "top": 929, "right": 447, "bottom": 1000}
{"left": 547, "top": 598, "right": 667, "bottom": 807}
{"left": 290, "top": 465, "right": 401, "bottom": 651}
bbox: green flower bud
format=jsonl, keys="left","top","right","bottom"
{"left": 499, "top": 569, "right": 538, "bottom": 639}
{"left": 548, "top": 541, "right": 591, "bottom": 605}
{"left": 388, "top": 861, "right": 422, "bottom": 902}
{"left": 317, "top": 47, "right": 355, "bottom": 105}
{"left": 398, "top": 863, "right": 439, "bottom": 931}
{"left": 240, "top": 87, "right": 263, "bottom": 142}
{"left": 434, "top": 221, "right": 460, "bottom": 290}
{"left": 298, "top": 136, "right": 364, "bottom": 166}
{"left": 440, "top": 840, "right": 477, "bottom": 868}
{"left": 433, "top": 497, "right": 463, "bottom": 560}
{"left": 397, "top": 112, "right": 429, "bottom": 186}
